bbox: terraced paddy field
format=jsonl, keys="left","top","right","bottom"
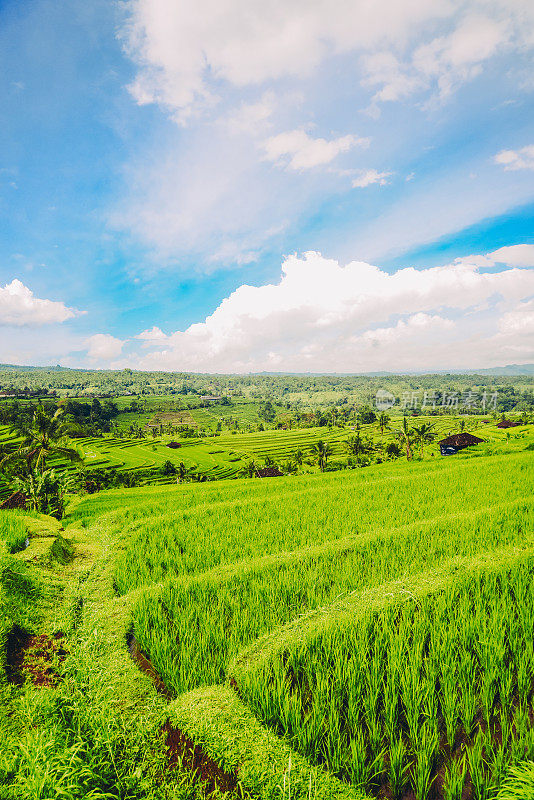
{"left": 8, "top": 428, "right": 523, "bottom": 799}
{"left": 1, "top": 433, "right": 534, "bottom": 798}
{"left": 2, "top": 415, "right": 529, "bottom": 504}
{"left": 0, "top": 425, "right": 250, "bottom": 499}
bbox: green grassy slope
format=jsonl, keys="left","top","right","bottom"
{"left": 61, "top": 428, "right": 534, "bottom": 798}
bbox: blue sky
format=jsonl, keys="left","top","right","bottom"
{"left": 0, "top": 0, "right": 533, "bottom": 372}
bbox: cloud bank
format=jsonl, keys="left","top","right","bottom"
{"left": 131, "top": 246, "right": 534, "bottom": 373}
{"left": 123, "top": 0, "right": 533, "bottom": 122}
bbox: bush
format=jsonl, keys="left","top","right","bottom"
{"left": 160, "top": 460, "right": 176, "bottom": 476}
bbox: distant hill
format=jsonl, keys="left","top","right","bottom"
{"left": 0, "top": 363, "right": 70, "bottom": 371}
{"left": 470, "top": 364, "right": 534, "bottom": 376}
{"left": 258, "top": 365, "right": 534, "bottom": 377}
{"left": 0, "top": 363, "right": 533, "bottom": 376}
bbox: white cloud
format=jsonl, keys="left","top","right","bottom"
{"left": 489, "top": 244, "right": 534, "bottom": 267}
{"left": 263, "top": 129, "right": 367, "bottom": 171}
{"left": 85, "top": 334, "right": 125, "bottom": 361}
{"left": 136, "top": 325, "right": 168, "bottom": 340}
{"left": 453, "top": 254, "right": 495, "bottom": 269}
{"left": 122, "top": 0, "right": 452, "bottom": 122}
{"left": 494, "top": 145, "right": 534, "bottom": 171}
{"left": 122, "top": 1, "right": 534, "bottom": 125}
{"left": 498, "top": 299, "right": 534, "bottom": 336}
{"left": 226, "top": 92, "right": 277, "bottom": 134}
{"left": 131, "top": 250, "right": 534, "bottom": 373}
{"left": 0, "top": 279, "right": 76, "bottom": 326}
{"left": 362, "top": 51, "right": 424, "bottom": 104}
{"left": 412, "top": 14, "right": 507, "bottom": 99}
{"left": 352, "top": 169, "right": 391, "bottom": 188}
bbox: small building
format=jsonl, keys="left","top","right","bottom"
{"left": 255, "top": 466, "right": 283, "bottom": 478}
{"left": 200, "top": 395, "right": 222, "bottom": 402}
{"left": 496, "top": 419, "right": 521, "bottom": 429}
{"left": 438, "top": 432, "right": 484, "bottom": 455}
{"left": 166, "top": 441, "right": 181, "bottom": 449}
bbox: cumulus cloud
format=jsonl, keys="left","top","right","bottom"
{"left": 498, "top": 299, "right": 534, "bottom": 336}
{"left": 136, "top": 325, "right": 168, "bottom": 341}
{"left": 494, "top": 145, "right": 534, "bottom": 171}
{"left": 263, "top": 129, "right": 368, "bottom": 171}
{"left": 489, "top": 244, "right": 534, "bottom": 267}
{"left": 0, "top": 279, "right": 76, "bottom": 326}
{"left": 263, "top": 130, "right": 369, "bottom": 170}
{"left": 85, "top": 334, "right": 125, "bottom": 361}
{"left": 130, "top": 250, "right": 534, "bottom": 373}
{"left": 352, "top": 169, "right": 391, "bottom": 188}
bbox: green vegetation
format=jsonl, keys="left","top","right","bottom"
{"left": 0, "top": 511, "right": 29, "bottom": 553}
{"left": 234, "top": 550, "right": 534, "bottom": 798}
{"left": 0, "top": 371, "right": 533, "bottom": 799}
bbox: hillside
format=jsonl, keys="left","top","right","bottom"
{"left": 1, "top": 425, "right": 534, "bottom": 799}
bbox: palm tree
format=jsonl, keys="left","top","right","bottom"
{"left": 344, "top": 433, "right": 370, "bottom": 457}
{"left": 396, "top": 417, "right": 414, "bottom": 460}
{"left": 242, "top": 460, "right": 257, "bottom": 478}
{"left": 378, "top": 411, "right": 391, "bottom": 436}
{"left": 310, "top": 440, "right": 333, "bottom": 471}
{"left": 4, "top": 406, "right": 81, "bottom": 474}
{"left": 177, "top": 461, "right": 188, "bottom": 483}
{"left": 293, "top": 448, "right": 304, "bottom": 467}
{"left": 282, "top": 459, "right": 297, "bottom": 474}
{"left": 411, "top": 422, "right": 436, "bottom": 458}
{"left": 14, "top": 467, "right": 68, "bottom": 518}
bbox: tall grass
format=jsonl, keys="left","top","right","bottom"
{"left": 133, "top": 497, "right": 533, "bottom": 695}
{"left": 102, "top": 450, "right": 534, "bottom": 594}
{"left": 0, "top": 511, "right": 28, "bottom": 554}
{"left": 237, "top": 555, "right": 534, "bottom": 799}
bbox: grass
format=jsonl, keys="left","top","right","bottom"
{"left": 0, "top": 510, "right": 29, "bottom": 553}
{"left": 233, "top": 549, "right": 534, "bottom": 798}
{"left": 132, "top": 495, "right": 533, "bottom": 695}
{"left": 1, "top": 419, "right": 533, "bottom": 798}
{"left": 68, "top": 447, "right": 533, "bottom": 594}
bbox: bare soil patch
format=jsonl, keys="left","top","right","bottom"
{"left": 162, "top": 721, "right": 238, "bottom": 795}
{"left": 5, "top": 625, "right": 67, "bottom": 687}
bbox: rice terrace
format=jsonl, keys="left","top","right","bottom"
{"left": 0, "top": 368, "right": 533, "bottom": 800}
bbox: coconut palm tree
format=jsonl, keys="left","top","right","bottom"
{"left": 378, "top": 411, "right": 391, "bottom": 436}
{"left": 4, "top": 406, "right": 81, "bottom": 474}
{"left": 344, "top": 433, "right": 370, "bottom": 457}
{"left": 14, "top": 467, "right": 68, "bottom": 518}
{"left": 396, "top": 417, "right": 415, "bottom": 460}
{"left": 310, "top": 440, "right": 333, "bottom": 471}
{"left": 411, "top": 422, "right": 436, "bottom": 458}
{"left": 293, "top": 448, "right": 304, "bottom": 467}
{"left": 242, "top": 460, "right": 257, "bottom": 478}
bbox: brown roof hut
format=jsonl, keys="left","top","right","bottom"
{"left": 496, "top": 419, "right": 521, "bottom": 429}
{"left": 438, "top": 432, "right": 484, "bottom": 455}
{"left": 255, "top": 466, "right": 283, "bottom": 478}
{"left": 166, "top": 441, "right": 181, "bottom": 449}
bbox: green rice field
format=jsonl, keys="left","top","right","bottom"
{"left": 59, "top": 422, "right": 534, "bottom": 799}
{"left": 1, "top": 414, "right": 534, "bottom": 799}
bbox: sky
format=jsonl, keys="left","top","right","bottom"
{"left": 0, "top": 0, "right": 533, "bottom": 373}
